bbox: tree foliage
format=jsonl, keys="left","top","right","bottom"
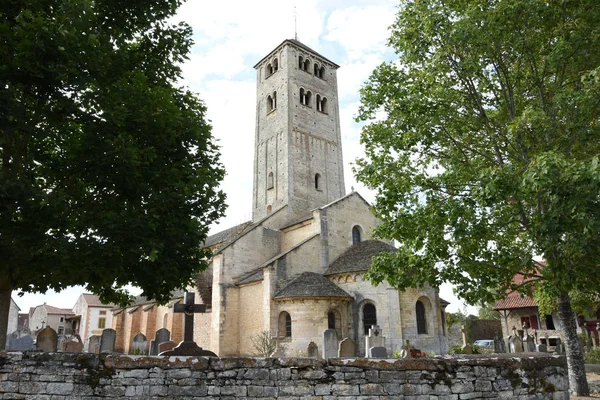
{"left": 356, "top": 0, "right": 600, "bottom": 395}
{"left": 0, "top": 0, "right": 226, "bottom": 334}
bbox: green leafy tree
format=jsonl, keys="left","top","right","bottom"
{"left": 356, "top": 0, "right": 600, "bottom": 395}
{"left": 0, "top": 0, "right": 227, "bottom": 348}
{"left": 477, "top": 303, "right": 501, "bottom": 321}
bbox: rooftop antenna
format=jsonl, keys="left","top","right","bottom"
{"left": 294, "top": 6, "right": 298, "bottom": 40}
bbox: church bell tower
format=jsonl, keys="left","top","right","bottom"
{"left": 252, "top": 39, "right": 346, "bottom": 221}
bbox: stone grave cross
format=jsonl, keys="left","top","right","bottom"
{"left": 159, "top": 292, "right": 216, "bottom": 357}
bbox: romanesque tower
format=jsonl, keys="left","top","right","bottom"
{"left": 252, "top": 39, "right": 346, "bottom": 221}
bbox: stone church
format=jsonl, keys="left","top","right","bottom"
{"left": 111, "top": 39, "right": 450, "bottom": 357}
{"left": 190, "top": 39, "right": 450, "bottom": 357}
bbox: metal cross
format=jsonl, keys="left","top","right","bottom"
{"left": 173, "top": 292, "right": 206, "bottom": 342}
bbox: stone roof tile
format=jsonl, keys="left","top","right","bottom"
{"left": 273, "top": 272, "right": 352, "bottom": 300}
{"left": 325, "top": 240, "right": 397, "bottom": 275}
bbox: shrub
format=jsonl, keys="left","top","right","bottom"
{"left": 584, "top": 348, "right": 600, "bottom": 364}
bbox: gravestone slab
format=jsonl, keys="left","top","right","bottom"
{"left": 36, "top": 327, "right": 58, "bottom": 352}
{"left": 536, "top": 343, "right": 548, "bottom": 352}
{"left": 100, "top": 328, "right": 116, "bottom": 353}
{"left": 322, "top": 329, "right": 338, "bottom": 359}
{"left": 365, "top": 325, "right": 385, "bottom": 357}
{"left": 524, "top": 335, "right": 536, "bottom": 352}
{"left": 369, "top": 346, "right": 388, "bottom": 358}
{"left": 158, "top": 340, "right": 176, "bottom": 354}
{"left": 88, "top": 335, "right": 101, "bottom": 353}
{"left": 150, "top": 328, "right": 171, "bottom": 355}
{"left": 131, "top": 333, "right": 148, "bottom": 354}
{"left": 338, "top": 338, "right": 355, "bottom": 357}
{"left": 64, "top": 341, "right": 83, "bottom": 353}
{"left": 307, "top": 341, "right": 319, "bottom": 358}
{"left": 494, "top": 334, "right": 506, "bottom": 353}
{"left": 9, "top": 335, "right": 34, "bottom": 351}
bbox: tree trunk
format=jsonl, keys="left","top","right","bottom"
{"left": 557, "top": 291, "right": 589, "bottom": 396}
{"left": 0, "top": 276, "right": 13, "bottom": 350}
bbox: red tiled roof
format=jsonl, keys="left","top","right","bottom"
{"left": 82, "top": 293, "right": 115, "bottom": 307}
{"left": 493, "top": 296, "right": 538, "bottom": 310}
{"left": 43, "top": 304, "right": 75, "bottom": 315}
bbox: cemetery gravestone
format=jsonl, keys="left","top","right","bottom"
{"left": 158, "top": 340, "right": 176, "bottom": 354}
{"left": 307, "top": 341, "right": 319, "bottom": 358}
{"left": 88, "top": 335, "right": 101, "bottom": 353}
{"left": 365, "top": 325, "right": 385, "bottom": 357}
{"left": 524, "top": 334, "right": 536, "bottom": 352}
{"left": 460, "top": 325, "right": 473, "bottom": 354}
{"left": 160, "top": 292, "right": 216, "bottom": 357}
{"left": 131, "top": 333, "right": 148, "bottom": 354}
{"left": 369, "top": 346, "right": 388, "bottom": 358}
{"left": 322, "top": 329, "right": 338, "bottom": 359}
{"left": 403, "top": 339, "right": 412, "bottom": 359}
{"left": 536, "top": 343, "right": 548, "bottom": 352}
{"left": 64, "top": 340, "right": 83, "bottom": 353}
{"left": 9, "top": 335, "right": 34, "bottom": 351}
{"left": 150, "top": 328, "right": 171, "bottom": 355}
{"left": 100, "top": 329, "right": 116, "bottom": 353}
{"left": 508, "top": 326, "right": 524, "bottom": 353}
{"left": 338, "top": 338, "right": 356, "bottom": 358}
{"left": 36, "top": 327, "right": 58, "bottom": 352}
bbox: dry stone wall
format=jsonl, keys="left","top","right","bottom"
{"left": 0, "top": 352, "right": 568, "bottom": 399}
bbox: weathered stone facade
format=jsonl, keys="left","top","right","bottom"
{"left": 196, "top": 39, "right": 450, "bottom": 358}
{"left": 0, "top": 352, "right": 569, "bottom": 399}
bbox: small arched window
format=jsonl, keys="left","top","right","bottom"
{"left": 352, "top": 226, "right": 361, "bottom": 244}
{"left": 319, "top": 66, "right": 325, "bottom": 78}
{"left": 363, "top": 303, "right": 377, "bottom": 334}
{"left": 303, "top": 59, "right": 310, "bottom": 71}
{"left": 266, "top": 63, "right": 273, "bottom": 77}
{"left": 314, "top": 63, "right": 319, "bottom": 75}
{"left": 267, "top": 205, "right": 272, "bottom": 214}
{"left": 328, "top": 312, "right": 336, "bottom": 329}
{"left": 279, "top": 311, "right": 291, "bottom": 337}
{"left": 320, "top": 97, "right": 327, "bottom": 113}
{"left": 267, "top": 95, "right": 274, "bottom": 113}
{"left": 305, "top": 90, "right": 312, "bottom": 107}
{"left": 416, "top": 300, "right": 427, "bottom": 334}
{"left": 315, "top": 173, "right": 321, "bottom": 190}
{"left": 298, "top": 56, "right": 304, "bottom": 70}
{"left": 273, "top": 58, "right": 278, "bottom": 71}
{"left": 267, "top": 172, "right": 274, "bottom": 189}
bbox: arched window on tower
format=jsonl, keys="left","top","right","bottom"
{"left": 305, "top": 90, "right": 312, "bottom": 107}
{"left": 267, "top": 172, "right": 274, "bottom": 189}
{"left": 314, "top": 63, "right": 319, "bottom": 75}
{"left": 303, "top": 58, "right": 310, "bottom": 72}
{"left": 416, "top": 300, "right": 427, "bottom": 334}
{"left": 300, "top": 88, "right": 311, "bottom": 106}
{"left": 267, "top": 92, "right": 277, "bottom": 113}
{"left": 363, "top": 303, "right": 377, "bottom": 334}
{"left": 266, "top": 63, "right": 273, "bottom": 77}
{"left": 273, "top": 58, "right": 278, "bottom": 72}
{"left": 319, "top": 65, "right": 326, "bottom": 79}
{"left": 279, "top": 311, "right": 292, "bottom": 337}
{"left": 298, "top": 56, "right": 304, "bottom": 70}
{"left": 315, "top": 173, "right": 321, "bottom": 190}
{"left": 316, "top": 95, "right": 328, "bottom": 113}
{"left": 352, "top": 226, "right": 361, "bottom": 244}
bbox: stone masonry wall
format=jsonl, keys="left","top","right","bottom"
{"left": 0, "top": 352, "right": 568, "bottom": 399}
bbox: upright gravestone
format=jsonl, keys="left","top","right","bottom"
{"left": 369, "top": 346, "right": 388, "bottom": 358}
{"left": 9, "top": 335, "right": 34, "bottom": 351}
{"left": 131, "top": 333, "right": 148, "bottom": 354}
{"left": 524, "top": 334, "right": 536, "bottom": 352}
{"left": 536, "top": 342, "right": 548, "bottom": 352}
{"left": 100, "top": 328, "right": 116, "bottom": 353}
{"left": 64, "top": 340, "right": 83, "bottom": 353}
{"left": 307, "top": 341, "right": 319, "bottom": 358}
{"left": 36, "top": 327, "right": 58, "bottom": 352}
{"left": 322, "top": 329, "right": 338, "bottom": 359}
{"left": 88, "top": 335, "right": 101, "bottom": 353}
{"left": 493, "top": 334, "right": 506, "bottom": 353}
{"left": 402, "top": 339, "right": 412, "bottom": 359}
{"left": 158, "top": 340, "right": 176, "bottom": 354}
{"left": 150, "top": 328, "right": 170, "bottom": 355}
{"left": 555, "top": 338, "right": 563, "bottom": 354}
{"left": 460, "top": 325, "right": 473, "bottom": 354}
{"left": 508, "top": 327, "right": 524, "bottom": 353}
{"left": 338, "top": 338, "right": 356, "bottom": 358}
{"left": 365, "top": 325, "right": 385, "bottom": 357}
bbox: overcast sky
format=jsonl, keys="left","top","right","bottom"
{"left": 13, "top": 0, "right": 477, "bottom": 316}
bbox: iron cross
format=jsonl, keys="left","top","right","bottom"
{"left": 173, "top": 292, "right": 206, "bottom": 342}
